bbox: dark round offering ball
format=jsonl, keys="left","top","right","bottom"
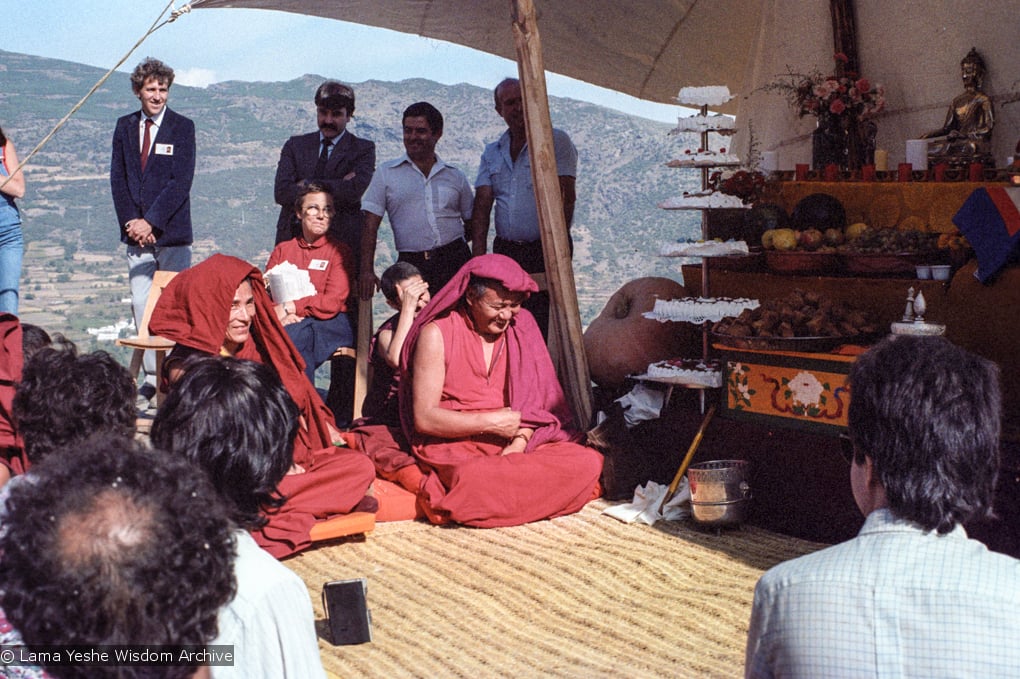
{"left": 744, "top": 202, "right": 788, "bottom": 242}
{"left": 791, "top": 193, "right": 846, "bottom": 231}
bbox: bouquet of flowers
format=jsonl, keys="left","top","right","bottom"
{"left": 707, "top": 169, "right": 766, "bottom": 205}
{"left": 767, "top": 53, "right": 885, "bottom": 120}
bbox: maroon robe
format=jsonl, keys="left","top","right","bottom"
{"left": 150, "top": 254, "right": 376, "bottom": 558}
{"left": 398, "top": 254, "right": 602, "bottom": 526}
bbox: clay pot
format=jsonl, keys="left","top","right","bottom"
{"left": 584, "top": 277, "right": 700, "bottom": 388}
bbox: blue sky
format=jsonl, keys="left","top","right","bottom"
{"left": 2, "top": 0, "right": 680, "bottom": 123}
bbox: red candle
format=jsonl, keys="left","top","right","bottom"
{"left": 795, "top": 163, "right": 809, "bottom": 181}
{"left": 898, "top": 163, "right": 913, "bottom": 182}
{"left": 969, "top": 163, "right": 984, "bottom": 182}
{"left": 861, "top": 164, "right": 876, "bottom": 182}
{"left": 824, "top": 163, "right": 839, "bottom": 182}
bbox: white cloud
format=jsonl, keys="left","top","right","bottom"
{"left": 175, "top": 67, "right": 218, "bottom": 88}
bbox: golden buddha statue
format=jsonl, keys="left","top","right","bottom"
{"left": 921, "top": 48, "right": 995, "bottom": 167}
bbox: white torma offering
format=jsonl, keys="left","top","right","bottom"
{"left": 265, "top": 261, "right": 317, "bottom": 304}
{"left": 676, "top": 86, "right": 734, "bottom": 107}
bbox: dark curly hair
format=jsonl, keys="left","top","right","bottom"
{"left": 848, "top": 335, "right": 1001, "bottom": 533}
{"left": 0, "top": 434, "right": 237, "bottom": 679}
{"left": 12, "top": 342, "right": 136, "bottom": 463}
{"left": 151, "top": 356, "right": 299, "bottom": 529}
{"left": 130, "top": 57, "right": 174, "bottom": 93}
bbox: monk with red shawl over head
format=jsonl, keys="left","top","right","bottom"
{"left": 399, "top": 254, "right": 602, "bottom": 526}
{"left": 149, "top": 254, "right": 376, "bottom": 558}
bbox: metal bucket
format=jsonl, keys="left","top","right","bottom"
{"left": 688, "top": 459, "right": 751, "bottom": 527}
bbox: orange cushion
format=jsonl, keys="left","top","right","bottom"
{"left": 308, "top": 512, "right": 376, "bottom": 542}
{"left": 373, "top": 477, "right": 421, "bottom": 522}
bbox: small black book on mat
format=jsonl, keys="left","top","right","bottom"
{"left": 322, "top": 577, "right": 372, "bottom": 645}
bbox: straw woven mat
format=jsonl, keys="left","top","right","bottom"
{"left": 287, "top": 499, "right": 824, "bottom": 678}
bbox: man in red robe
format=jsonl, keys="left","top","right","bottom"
{"left": 399, "top": 254, "right": 602, "bottom": 526}
{"left": 149, "top": 254, "right": 376, "bottom": 558}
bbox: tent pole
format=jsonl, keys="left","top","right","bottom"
{"left": 509, "top": 0, "right": 594, "bottom": 428}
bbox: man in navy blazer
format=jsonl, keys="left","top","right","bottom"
{"left": 110, "top": 57, "right": 195, "bottom": 404}
{"left": 273, "top": 81, "right": 375, "bottom": 261}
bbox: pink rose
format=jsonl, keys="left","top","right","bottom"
{"left": 855, "top": 78, "right": 870, "bottom": 93}
{"left": 829, "top": 99, "right": 847, "bottom": 115}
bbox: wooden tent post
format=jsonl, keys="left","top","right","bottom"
{"left": 509, "top": 0, "right": 594, "bottom": 428}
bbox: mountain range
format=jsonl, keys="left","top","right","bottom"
{"left": 0, "top": 49, "right": 708, "bottom": 347}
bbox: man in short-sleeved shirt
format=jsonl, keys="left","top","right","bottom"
{"left": 471, "top": 78, "right": 577, "bottom": 337}
{"left": 360, "top": 102, "right": 473, "bottom": 297}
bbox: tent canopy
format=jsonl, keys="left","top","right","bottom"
{"left": 192, "top": 0, "right": 760, "bottom": 112}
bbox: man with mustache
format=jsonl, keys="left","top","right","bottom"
{"left": 273, "top": 80, "right": 375, "bottom": 258}
{"left": 359, "top": 101, "right": 474, "bottom": 297}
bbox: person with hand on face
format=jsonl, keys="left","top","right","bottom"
{"left": 110, "top": 57, "right": 195, "bottom": 406}
{"left": 266, "top": 182, "right": 356, "bottom": 389}
{"left": 350, "top": 262, "right": 430, "bottom": 491}
{"left": 360, "top": 102, "right": 473, "bottom": 299}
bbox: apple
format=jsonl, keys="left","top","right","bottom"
{"left": 820, "top": 227, "right": 844, "bottom": 245}
{"left": 798, "top": 228, "right": 825, "bottom": 251}
{"left": 846, "top": 222, "right": 871, "bottom": 241}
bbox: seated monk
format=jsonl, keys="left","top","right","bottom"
{"left": 921, "top": 48, "right": 994, "bottom": 167}
{"left": 399, "top": 254, "right": 602, "bottom": 526}
{"left": 149, "top": 253, "right": 377, "bottom": 558}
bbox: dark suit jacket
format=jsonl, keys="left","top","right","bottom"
{"left": 110, "top": 107, "right": 195, "bottom": 246}
{"left": 274, "top": 130, "right": 375, "bottom": 261}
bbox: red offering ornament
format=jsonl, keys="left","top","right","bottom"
{"left": 795, "top": 163, "right": 809, "bottom": 181}
{"left": 861, "top": 164, "right": 876, "bottom": 181}
{"left": 934, "top": 163, "right": 948, "bottom": 182}
{"left": 969, "top": 162, "right": 984, "bottom": 182}
{"left": 824, "top": 163, "right": 839, "bottom": 181}
{"left": 898, "top": 163, "right": 912, "bottom": 182}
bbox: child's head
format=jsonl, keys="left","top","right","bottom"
{"left": 20, "top": 323, "right": 52, "bottom": 363}
{"left": 380, "top": 262, "right": 428, "bottom": 310}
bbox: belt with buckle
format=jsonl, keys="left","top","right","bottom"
{"left": 402, "top": 238, "right": 465, "bottom": 261}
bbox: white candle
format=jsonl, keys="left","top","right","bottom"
{"left": 874, "top": 148, "right": 888, "bottom": 171}
{"left": 761, "top": 151, "right": 778, "bottom": 173}
{"left": 906, "top": 140, "right": 928, "bottom": 170}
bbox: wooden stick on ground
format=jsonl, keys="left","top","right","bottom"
{"left": 660, "top": 404, "right": 716, "bottom": 512}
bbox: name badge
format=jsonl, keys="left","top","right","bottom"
{"left": 309, "top": 259, "right": 329, "bottom": 271}
{"left": 155, "top": 144, "right": 174, "bottom": 156}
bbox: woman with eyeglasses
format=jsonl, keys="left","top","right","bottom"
{"left": 265, "top": 181, "right": 356, "bottom": 395}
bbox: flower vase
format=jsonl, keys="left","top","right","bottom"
{"left": 812, "top": 115, "right": 848, "bottom": 171}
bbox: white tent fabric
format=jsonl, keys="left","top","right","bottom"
{"left": 195, "top": 0, "right": 1020, "bottom": 166}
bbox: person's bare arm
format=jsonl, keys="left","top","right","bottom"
{"left": 1, "top": 140, "right": 25, "bottom": 199}
{"left": 380, "top": 277, "right": 429, "bottom": 369}
{"left": 412, "top": 323, "right": 520, "bottom": 438}
{"left": 470, "top": 185, "right": 494, "bottom": 256}
{"left": 359, "top": 211, "right": 383, "bottom": 300}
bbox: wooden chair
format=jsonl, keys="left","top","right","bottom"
{"left": 329, "top": 300, "right": 373, "bottom": 422}
{"left": 116, "top": 270, "right": 177, "bottom": 407}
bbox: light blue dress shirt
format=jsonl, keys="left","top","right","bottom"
{"left": 474, "top": 128, "right": 577, "bottom": 242}
{"left": 745, "top": 508, "right": 1020, "bottom": 678}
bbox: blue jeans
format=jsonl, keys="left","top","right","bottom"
{"left": 0, "top": 219, "right": 23, "bottom": 315}
{"left": 127, "top": 243, "right": 191, "bottom": 384}
{"left": 283, "top": 313, "right": 354, "bottom": 384}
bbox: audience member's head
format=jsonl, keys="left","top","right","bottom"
{"left": 151, "top": 356, "right": 299, "bottom": 530}
{"left": 847, "top": 335, "right": 1001, "bottom": 533}
{"left": 0, "top": 435, "right": 236, "bottom": 679}
{"left": 315, "top": 80, "right": 355, "bottom": 115}
{"left": 19, "top": 323, "right": 52, "bottom": 363}
{"left": 12, "top": 343, "right": 136, "bottom": 463}
{"left": 380, "top": 261, "right": 426, "bottom": 306}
